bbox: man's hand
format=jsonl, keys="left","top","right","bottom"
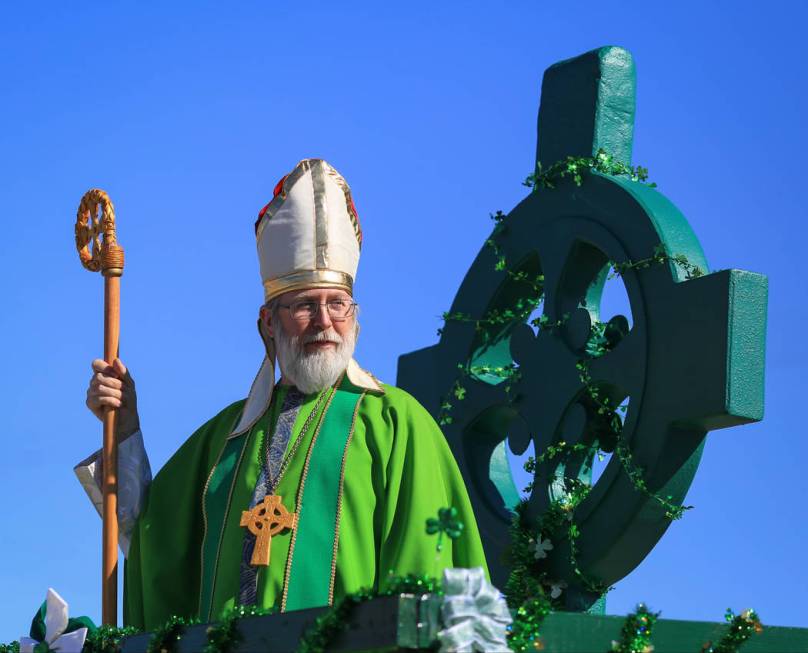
{"left": 86, "top": 358, "right": 140, "bottom": 440}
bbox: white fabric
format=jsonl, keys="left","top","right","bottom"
{"left": 45, "top": 588, "right": 68, "bottom": 646}
{"left": 260, "top": 170, "right": 318, "bottom": 282}
{"left": 257, "top": 159, "right": 360, "bottom": 287}
{"left": 73, "top": 430, "right": 151, "bottom": 557}
{"left": 20, "top": 589, "right": 88, "bottom": 653}
{"left": 231, "top": 356, "right": 384, "bottom": 439}
{"left": 49, "top": 629, "right": 88, "bottom": 653}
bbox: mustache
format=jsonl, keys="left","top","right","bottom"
{"left": 300, "top": 329, "right": 344, "bottom": 345}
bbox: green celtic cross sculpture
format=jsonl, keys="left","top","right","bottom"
{"left": 397, "top": 46, "right": 768, "bottom": 611}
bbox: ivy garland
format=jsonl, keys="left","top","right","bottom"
{"left": 524, "top": 149, "right": 655, "bottom": 190}
{"left": 433, "top": 151, "right": 716, "bottom": 647}
{"left": 437, "top": 154, "right": 697, "bottom": 599}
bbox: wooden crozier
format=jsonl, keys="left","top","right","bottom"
{"left": 75, "top": 189, "right": 125, "bottom": 626}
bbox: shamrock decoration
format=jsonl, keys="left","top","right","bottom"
{"left": 548, "top": 579, "right": 567, "bottom": 600}
{"left": 533, "top": 536, "right": 553, "bottom": 560}
{"left": 426, "top": 507, "right": 465, "bottom": 555}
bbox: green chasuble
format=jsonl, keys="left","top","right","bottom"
{"left": 124, "top": 379, "right": 489, "bottom": 630}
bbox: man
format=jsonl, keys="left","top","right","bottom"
{"left": 76, "top": 159, "right": 488, "bottom": 630}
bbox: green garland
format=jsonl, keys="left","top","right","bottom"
{"left": 701, "top": 609, "right": 763, "bottom": 653}
{"left": 507, "top": 597, "right": 552, "bottom": 652}
{"left": 146, "top": 615, "right": 198, "bottom": 653}
{"left": 82, "top": 625, "right": 141, "bottom": 653}
{"left": 609, "top": 603, "right": 659, "bottom": 653}
{"left": 436, "top": 153, "right": 705, "bottom": 611}
{"left": 524, "top": 149, "right": 655, "bottom": 190}
{"left": 297, "top": 588, "right": 374, "bottom": 653}
{"left": 204, "top": 605, "right": 270, "bottom": 653}
{"left": 296, "top": 572, "right": 444, "bottom": 653}
{"left": 575, "top": 358, "right": 692, "bottom": 521}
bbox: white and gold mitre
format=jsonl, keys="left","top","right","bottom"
{"left": 255, "top": 158, "right": 362, "bottom": 302}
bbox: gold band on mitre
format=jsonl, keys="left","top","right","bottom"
{"left": 263, "top": 269, "right": 354, "bottom": 302}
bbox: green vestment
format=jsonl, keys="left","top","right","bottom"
{"left": 123, "top": 379, "right": 489, "bottom": 630}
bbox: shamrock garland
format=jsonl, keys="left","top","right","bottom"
{"left": 437, "top": 151, "right": 705, "bottom": 604}
{"left": 524, "top": 149, "right": 654, "bottom": 190}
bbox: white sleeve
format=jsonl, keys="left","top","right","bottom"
{"left": 73, "top": 430, "right": 152, "bottom": 557}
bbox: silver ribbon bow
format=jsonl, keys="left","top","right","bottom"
{"left": 437, "top": 567, "right": 513, "bottom": 652}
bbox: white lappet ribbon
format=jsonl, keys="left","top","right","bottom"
{"left": 437, "top": 567, "right": 513, "bottom": 652}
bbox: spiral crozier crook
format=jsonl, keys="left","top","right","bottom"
{"left": 75, "top": 188, "right": 125, "bottom": 276}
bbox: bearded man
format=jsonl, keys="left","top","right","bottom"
{"left": 76, "top": 159, "right": 488, "bottom": 630}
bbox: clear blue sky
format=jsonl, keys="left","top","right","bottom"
{"left": 1, "top": 0, "right": 806, "bottom": 640}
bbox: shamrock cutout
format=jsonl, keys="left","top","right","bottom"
{"left": 533, "top": 536, "right": 553, "bottom": 560}
{"left": 426, "top": 507, "right": 464, "bottom": 540}
{"left": 547, "top": 579, "right": 568, "bottom": 599}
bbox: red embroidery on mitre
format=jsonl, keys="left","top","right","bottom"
{"left": 348, "top": 196, "right": 363, "bottom": 246}
{"left": 273, "top": 175, "right": 289, "bottom": 199}
{"left": 254, "top": 174, "right": 290, "bottom": 234}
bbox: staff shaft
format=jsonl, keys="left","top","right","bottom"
{"left": 102, "top": 275, "right": 120, "bottom": 626}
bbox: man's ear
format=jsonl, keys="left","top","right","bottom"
{"left": 259, "top": 305, "right": 274, "bottom": 339}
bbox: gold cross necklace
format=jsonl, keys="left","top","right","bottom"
{"left": 239, "top": 385, "right": 333, "bottom": 567}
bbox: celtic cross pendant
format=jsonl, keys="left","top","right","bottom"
{"left": 240, "top": 495, "right": 297, "bottom": 566}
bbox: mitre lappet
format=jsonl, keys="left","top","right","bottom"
{"left": 231, "top": 158, "right": 375, "bottom": 438}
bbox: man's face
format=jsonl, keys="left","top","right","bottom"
{"left": 261, "top": 287, "right": 356, "bottom": 351}
{"left": 260, "top": 287, "right": 358, "bottom": 392}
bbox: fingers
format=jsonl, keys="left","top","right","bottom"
{"left": 112, "top": 358, "right": 134, "bottom": 386}
{"left": 91, "top": 371, "right": 122, "bottom": 390}
{"left": 87, "top": 358, "right": 138, "bottom": 425}
{"left": 85, "top": 389, "right": 124, "bottom": 421}
{"left": 91, "top": 358, "right": 134, "bottom": 386}
{"left": 86, "top": 393, "right": 124, "bottom": 411}
{"left": 91, "top": 358, "right": 112, "bottom": 374}
{"left": 95, "top": 384, "right": 123, "bottom": 400}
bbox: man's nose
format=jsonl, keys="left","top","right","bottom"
{"left": 312, "top": 304, "right": 333, "bottom": 329}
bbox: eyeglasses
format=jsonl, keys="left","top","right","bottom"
{"left": 279, "top": 299, "right": 358, "bottom": 321}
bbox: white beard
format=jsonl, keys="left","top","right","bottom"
{"left": 274, "top": 323, "right": 357, "bottom": 394}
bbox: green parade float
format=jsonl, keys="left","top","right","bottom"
{"left": 6, "top": 46, "right": 807, "bottom": 653}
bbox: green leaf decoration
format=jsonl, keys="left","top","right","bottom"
{"left": 426, "top": 507, "right": 464, "bottom": 540}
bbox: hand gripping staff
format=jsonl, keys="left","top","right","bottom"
{"left": 75, "top": 189, "right": 124, "bottom": 626}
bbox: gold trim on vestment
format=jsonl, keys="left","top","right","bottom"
{"left": 263, "top": 269, "right": 353, "bottom": 303}
{"left": 198, "top": 408, "right": 249, "bottom": 620}
{"left": 280, "top": 383, "right": 340, "bottom": 612}
{"left": 327, "top": 391, "right": 367, "bottom": 605}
